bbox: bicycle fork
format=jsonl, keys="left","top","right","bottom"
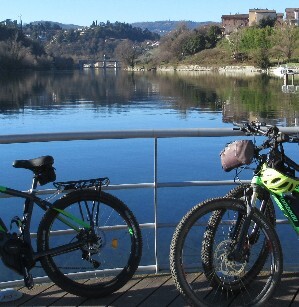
{"left": 227, "top": 185, "right": 259, "bottom": 262}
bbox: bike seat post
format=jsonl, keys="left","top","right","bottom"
{"left": 30, "top": 176, "right": 39, "bottom": 192}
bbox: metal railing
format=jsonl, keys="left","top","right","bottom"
{"left": 0, "top": 127, "right": 298, "bottom": 288}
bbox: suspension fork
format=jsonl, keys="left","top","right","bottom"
{"left": 228, "top": 184, "right": 258, "bottom": 262}
{"left": 250, "top": 186, "right": 271, "bottom": 241}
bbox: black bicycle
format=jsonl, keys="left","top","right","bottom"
{"left": 170, "top": 122, "right": 299, "bottom": 306}
{"left": 0, "top": 155, "right": 142, "bottom": 297}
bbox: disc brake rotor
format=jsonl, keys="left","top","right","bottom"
{"left": 214, "top": 239, "right": 246, "bottom": 277}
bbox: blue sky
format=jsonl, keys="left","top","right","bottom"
{"left": 1, "top": 1, "right": 299, "bottom": 26}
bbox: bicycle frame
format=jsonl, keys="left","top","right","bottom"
{"left": 251, "top": 175, "right": 299, "bottom": 233}
{"left": 0, "top": 179, "right": 92, "bottom": 262}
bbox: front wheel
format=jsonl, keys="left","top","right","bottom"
{"left": 37, "top": 190, "right": 142, "bottom": 298}
{"left": 170, "top": 197, "right": 282, "bottom": 307}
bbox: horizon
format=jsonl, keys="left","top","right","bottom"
{"left": 1, "top": 0, "right": 299, "bottom": 27}
{"left": 21, "top": 19, "right": 216, "bottom": 27}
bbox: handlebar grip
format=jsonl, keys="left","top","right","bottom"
{"left": 277, "top": 133, "right": 289, "bottom": 143}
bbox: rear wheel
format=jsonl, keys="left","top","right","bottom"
{"left": 37, "top": 190, "right": 142, "bottom": 297}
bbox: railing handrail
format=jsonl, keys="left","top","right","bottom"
{"left": 0, "top": 127, "right": 298, "bottom": 144}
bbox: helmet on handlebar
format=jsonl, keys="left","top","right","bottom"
{"left": 260, "top": 164, "right": 299, "bottom": 194}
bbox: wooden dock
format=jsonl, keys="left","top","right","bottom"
{"left": 1, "top": 272, "right": 299, "bottom": 306}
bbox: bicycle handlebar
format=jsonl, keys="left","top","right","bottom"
{"left": 233, "top": 121, "right": 299, "bottom": 145}
{"left": 233, "top": 121, "right": 299, "bottom": 171}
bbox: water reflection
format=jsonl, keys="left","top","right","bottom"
{"left": 0, "top": 70, "right": 298, "bottom": 126}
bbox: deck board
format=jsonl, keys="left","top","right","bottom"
{"left": 0, "top": 272, "right": 298, "bottom": 306}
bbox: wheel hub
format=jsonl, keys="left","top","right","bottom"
{"left": 81, "top": 228, "right": 106, "bottom": 255}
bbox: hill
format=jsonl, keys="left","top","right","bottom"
{"left": 131, "top": 20, "right": 219, "bottom": 34}
{"left": 28, "top": 21, "right": 82, "bottom": 30}
{"left": 26, "top": 20, "right": 219, "bottom": 33}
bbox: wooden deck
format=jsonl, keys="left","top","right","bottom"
{"left": 1, "top": 272, "right": 299, "bottom": 306}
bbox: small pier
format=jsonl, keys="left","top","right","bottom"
{"left": 282, "top": 71, "right": 299, "bottom": 93}
{"left": 1, "top": 128, "right": 299, "bottom": 306}
{"left": 82, "top": 55, "right": 121, "bottom": 69}
{"left": 3, "top": 272, "right": 299, "bottom": 306}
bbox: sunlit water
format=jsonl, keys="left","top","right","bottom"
{"left": 0, "top": 69, "right": 298, "bottom": 281}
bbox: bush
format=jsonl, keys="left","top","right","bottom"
{"left": 252, "top": 48, "right": 270, "bottom": 69}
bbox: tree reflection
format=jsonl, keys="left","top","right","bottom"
{"left": 0, "top": 70, "right": 298, "bottom": 126}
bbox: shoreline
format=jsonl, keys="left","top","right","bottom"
{"left": 129, "top": 64, "right": 266, "bottom": 75}
{"left": 128, "top": 64, "right": 299, "bottom": 78}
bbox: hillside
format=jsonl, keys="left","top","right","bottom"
{"left": 28, "top": 20, "right": 81, "bottom": 30}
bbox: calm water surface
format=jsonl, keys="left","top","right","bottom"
{"left": 0, "top": 69, "right": 299, "bottom": 280}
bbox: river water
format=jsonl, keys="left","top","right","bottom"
{"left": 0, "top": 69, "right": 299, "bottom": 280}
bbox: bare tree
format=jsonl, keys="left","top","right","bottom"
{"left": 114, "top": 40, "right": 140, "bottom": 69}
{"left": 0, "top": 32, "right": 29, "bottom": 68}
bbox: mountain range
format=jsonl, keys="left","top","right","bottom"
{"left": 131, "top": 20, "right": 218, "bottom": 34}
{"left": 28, "top": 20, "right": 219, "bottom": 34}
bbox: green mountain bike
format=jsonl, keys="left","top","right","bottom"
{"left": 0, "top": 156, "right": 142, "bottom": 297}
{"left": 170, "top": 121, "right": 299, "bottom": 306}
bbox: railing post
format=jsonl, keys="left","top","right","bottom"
{"left": 154, "top": 138, "right": 159, "bottom": 273}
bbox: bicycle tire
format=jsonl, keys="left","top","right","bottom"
{"left": 170, "top": 197, "right": 282, "bottom": 307}
{"left": 37, "top": 189, "right": 142, "bottom": 298}
{"left": 201, "top": 184, "right": 276, "bottom": 290}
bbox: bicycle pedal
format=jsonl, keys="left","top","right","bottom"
{"left": 24, "top": 273, "right": 34, "bottom": 289}
{"left": 23, "top": 265, "right": 34, "bottom": 289}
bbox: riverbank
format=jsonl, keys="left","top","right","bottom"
{"left": 128, "top": 64, "right": 265, "bottom": 75}
{"left": 128, "top": 64, "right": 299, "bottom": 78}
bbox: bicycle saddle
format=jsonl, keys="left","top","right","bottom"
{"left": 13, "top": 156, "right": 54, "bottom": 172}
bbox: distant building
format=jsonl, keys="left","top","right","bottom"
{"left": 248, "top": 9, "right": 277, "bottom": 26}
{"left": 285, "top": 8, "right": 299, "bottom": 25}
{"left": 221, "top": 14, "right": 249, "bottom": 35}
{"left": 222, "top": 8, "right": 285, "bottom": 34}
{"left": 276, "top": 13, "right": 284, "bottom": 25}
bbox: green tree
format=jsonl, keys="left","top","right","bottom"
{"left": 258, "top": 16, "right": 277, "bottom": 28}
{"left": 272, "top": 23, "right": 299, "bottom": 61}
{"left": 206, "top": 25, "right": 222, "bottom": 48}
{"left": 253, "top": 48, "right": 270, "bottom": 68}
{"left": 240, "top": 27, "right": 273, "bottom": 51}
{"left": 182, "top": 33, "right": 206, "bottom": 55}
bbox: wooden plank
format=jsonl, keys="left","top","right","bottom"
{"left": 138, "top": 274, "right": 183, "bottom": 307}
{"left": 48, "top": 291, "right": 86, "bottom": 307}
{"left": 1, "top": 271, "right": 297, "bottom": 306}
{"left": 9, "top": 283, "right": 55, "bottom": 306}
{"left": 80, "top": 275, "right": 147, "bottom": 306}
{"left": 18, "top": 284, "right": 73, "bottom": 306}
{"left": 15, "top": 279, "right": 89, "bottom": 306}
{"left": 105, "top": 274, "right": 171, "bottom": 307}
{"left": 270, "top": 272, "right": 299, "bottom": 306}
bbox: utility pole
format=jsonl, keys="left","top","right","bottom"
{"left": 18, "top": 14, "right": 22, "bottom": 31}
